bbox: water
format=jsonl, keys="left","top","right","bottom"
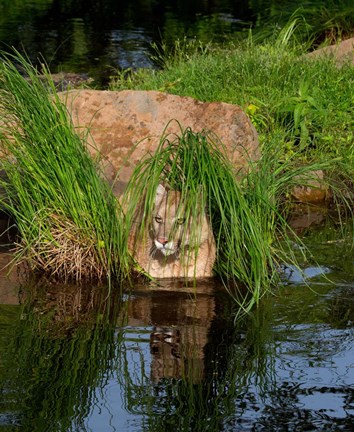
{"left": 0, "top": 0, "right": 254, "bottom": 86}
{"left": 0, "top": 219, "right": 353, "bottom": 431}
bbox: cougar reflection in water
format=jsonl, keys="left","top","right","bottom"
{"left": 129, "top": 184, "right": 216, "bottom": 279}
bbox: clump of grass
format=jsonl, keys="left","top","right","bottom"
{"left": 0, "top": 50, "right": 130, "bottom": 282}
{"left": 123, "top": 124, "right": 298, "bottom": 312}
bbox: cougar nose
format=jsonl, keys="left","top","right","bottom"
{"left": 157, "top": 237, "right": 168, "bottom": 245}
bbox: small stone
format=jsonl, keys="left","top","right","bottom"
{"left": 291, "top": 170, "right": 328, "bottom": 203}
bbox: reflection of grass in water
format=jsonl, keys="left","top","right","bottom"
{"left": 133, "top": 295, "right": 276, "bottom": 431}
{"left": 298, "top": 218, "right": 354, "bottom": 280}
{"left": 3, "top": 265, "right": 352, "bottom": 431}
{"left": 0, "top": 50, "right": 130, "bottom": 282}
{"left": 2, "top": 281, "right": 124, "bottom": 431}
{"left": 1, "top": 279, "right": 278, "bottom": 432}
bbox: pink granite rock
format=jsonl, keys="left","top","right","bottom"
{"left": 306, "top": 37, "right": 354, "bottom": 66}
{"left": 291, "top": 170, "right": 329, "bottom": 203}
{"left": 60, "top": 90, "right": 259, "bottom": 194}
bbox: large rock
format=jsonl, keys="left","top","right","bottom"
{"left": 60, "top": 90, "right": 259, "bottom": 194}
{"left": 306, "top": 37, "right": 354, "bottom": 66}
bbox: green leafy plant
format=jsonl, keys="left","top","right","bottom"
{"left": 275, "top": 80, "right": 324, "bottom": 150}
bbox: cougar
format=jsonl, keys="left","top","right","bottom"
{"left": 129, "top": 184, "right": 216, "bottom": 279}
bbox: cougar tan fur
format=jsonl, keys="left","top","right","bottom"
{"left": 129, "top": 184, "right": 216, "bottom": 279}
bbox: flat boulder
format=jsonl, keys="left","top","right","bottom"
{"left": 60, "top": 90, "right": 259, "bottom": 194}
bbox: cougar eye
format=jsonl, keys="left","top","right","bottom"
{"left": 155, "top": 215, "right": 163, "bottom": 223}
{"left": 176, "top": 217, "right": 185, "bottom": 225}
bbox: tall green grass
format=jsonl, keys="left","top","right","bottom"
{"left": 0, "top": 51, "right": 130, "bottom": 281}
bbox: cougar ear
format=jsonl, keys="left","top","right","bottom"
{"left": 155, "top": 184, "right": 167, "bottom": 205}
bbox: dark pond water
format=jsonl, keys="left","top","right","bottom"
{"left": 0, "top": 217, "right": 353, "bottom": 431}
{"left": 0, "top": 0, "right": 258, "bottom": 86}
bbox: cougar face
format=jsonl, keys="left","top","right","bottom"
{"left": 151, "top": 184, "right": 187, "bottom": 257}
